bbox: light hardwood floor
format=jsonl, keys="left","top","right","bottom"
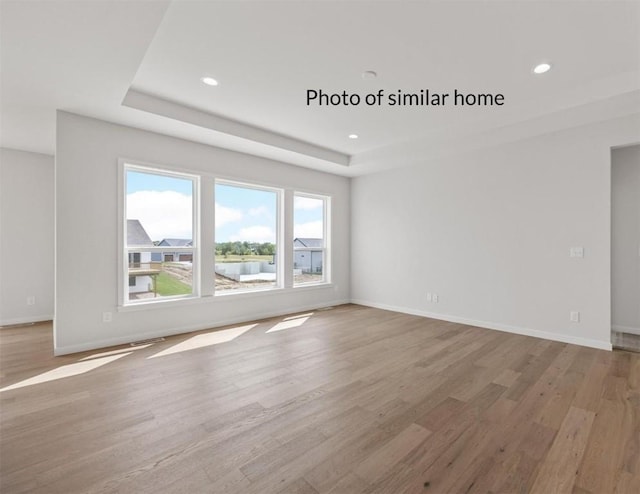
{"left": 1, "top": 304, "right": 638, "bottom": 493}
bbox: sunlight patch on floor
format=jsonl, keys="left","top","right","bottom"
{"left": 79, "top": 344, "right": 152, "bottom": 361}
{"left": 147, "top": 324, "right": 257, "bottom": 359}
{"left": 0, "top": 353, "right": 131, "bottom": 392}
{"left": 266, "top": 314, "right": 312, "bottom": 333}
{"left": 283, "top": 312, "right": 314, "bottom": 321}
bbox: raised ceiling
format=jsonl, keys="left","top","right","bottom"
{"left": 2, "top": 0, "right": 639, "bottom": 176}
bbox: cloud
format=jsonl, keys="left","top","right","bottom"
{"left": 127, "top": 190, "right": 193, "bottom": 241}
{"left": 248, "top": 205, "right": 269, "bottom": 217}
{"left": 294, "top": 196, "right": 323, "bottom": 210}
{"left": 230, "top": 225, "right": 276, "bottom": 243}
{"left": 294, "top": 221, "right": 323, "bottom": 238}
{"left": 216, "top": 202, "right": 243, "bottom": 227}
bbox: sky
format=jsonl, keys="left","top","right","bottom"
{"left": 126, "top": 171, "right": 193, "bottom": 241}
{"left": 126, "top": 170, "right": 323, "bottom": 243}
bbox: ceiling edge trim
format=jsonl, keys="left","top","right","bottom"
{"left": 350, "top": 91, "right": 640, "bottom": 174}
{"left": 122, "top": 89, "right": 350, "bottom": 166}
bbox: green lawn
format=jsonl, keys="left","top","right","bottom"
{"left": 155, "top": 272, "right": 191, "bottom": 296}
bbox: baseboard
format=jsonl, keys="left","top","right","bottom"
{"left": 351, "top": 299, "right": 612, "bottom": 351}
{"left": 612, "top": 324, "right": 640, "bottom": 336}
{"left": 0, "top": 314, "right": 54, "bottom": 327}
{"left": 54, "top": 299, "right": 350, "bottom": 355}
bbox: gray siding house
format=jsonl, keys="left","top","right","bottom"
{"left": 151, "top": 238, "right": 193, "bottom": 262}
{"left": 293, "top": 237, "right": 323, "bottom": 274}
{"left": 127, "top": 219, "right": 154, "bottom": 294}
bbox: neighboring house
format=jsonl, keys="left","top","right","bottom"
{"left": 293, "top": 238, "right": 323, "bottom": 274}
{"left": 151, "top": 238, "right": 193, "bottom": 262}
{"left": 127, "top": 219, "right": 155, "bottom": 294}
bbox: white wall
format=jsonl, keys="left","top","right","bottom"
{"left": 0, "top": 148, "right": 54, "bottom": 325}
{"left": 55, "top": 112, "right": 350, "bottom": 354}
{"left": 351, "top": 114, "right": 640, "bottom": 350}
{"left": 611, "top": 145, "right": 640, "bottom": 334}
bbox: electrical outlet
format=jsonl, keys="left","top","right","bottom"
{"left": 569, "top": 247, "right": 584, "bottom": 258}
{"left": 102, "top": 312, "right": 112, "bottom": 323}
{"left": 433, "top": 293, "right": 439, "bottom": 303}
{"left": 26, "top": 296, "right": 36, "bottom": 306}
{"left": 427, "top": 292, "right": 432, "bottom": 302}
{"left": 570, "top": 311, "right": 580, "bottom": 323}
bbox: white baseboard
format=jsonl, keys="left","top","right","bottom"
{"left": 612, "top": 324, "right": 640, "bottom": 336}
{"left": 351, "top": 299, "right": 612, "bottom": 351}
{"left": 0, "top": 314, "right": 54, "bottom": 327}
{"left": 54, "top": 299, "right": 350, "bottom": 355}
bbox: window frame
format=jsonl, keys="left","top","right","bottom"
{"left": 214, "top": 179, "right": 284, "bottom": 295}
{"left": 117, "top": 159, "right": 333, "bottom": 309}
{"left": 293, "top": 192, "right": 331, "bottom": 287}
{"left": 120, "top": 162, "right": 200, "bottom": 306}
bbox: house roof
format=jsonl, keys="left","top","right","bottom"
{"left": 294, "top": 238, "right": 323, "bottom": 248}
{"left": 158, "top": 238, "right": 192, "bottom": 247}
{"left": 127, "top": 219, "right": 153, "bottom": 247}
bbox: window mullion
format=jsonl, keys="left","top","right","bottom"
{"left": 201, "top": 177, "right": 215, "bottom": 296}
{"left": 283, "top": 189, "right": 294, "bottom": 289}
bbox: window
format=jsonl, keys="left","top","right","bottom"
{"left": 215, "top": 182, "right": 280, "bottom": 293}
{"left": 121, "top": 162, "right": 330, "bottom": 306}
{"left": 293, "top": 193, "right": 328, "bottom": 285}
{"left": 124, "top": 165, "right": 198, "bottom": 303}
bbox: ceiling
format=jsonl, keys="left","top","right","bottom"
{"left": 2, "top": 0, "right": 639, "bottom": 176}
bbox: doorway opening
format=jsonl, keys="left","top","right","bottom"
{"left": 611, "top": 144, "right": 640, "bottom": 352}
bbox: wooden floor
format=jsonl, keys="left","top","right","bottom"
{"left": 613, "top": 331, "right": 640, "bottom": 353}
{"left": 1, "top": 304, "right": 639, "bottom": 494}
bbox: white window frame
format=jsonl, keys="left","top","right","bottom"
{"left": 214, "top": 179, "right": 284, "bottom": 295}
{"left": 293, "top": 192, "right": 331, "bottom": 286}
{"left": 120, "top": 162, "right": 200, "bottom": 306}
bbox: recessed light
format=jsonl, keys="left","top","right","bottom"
{"left": 348, "top": 134, "right": 359, "bottom": 139}
{"left": 201, "top": 76, "right": 219, "bottom": 86}
{"left": 362, "top": 71, "right": 377, "bottom": 80}
{"left": 533, "top": 63, "right": 551, "bottom": 74}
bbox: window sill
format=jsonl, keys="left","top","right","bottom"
{"left": 118, "top": 295, "right": 208, "bottom": 312}
{"left": 214, "top": 282, "right": 333, "bottom": 298}
{"left": 293, "top": 281, "right": 331, "bottom": 290}
{"left": 118, "top": 283, "right": 334, "bottom": 311}
{"left": 214, "top": 286, "right": 286, "bottom": 299}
